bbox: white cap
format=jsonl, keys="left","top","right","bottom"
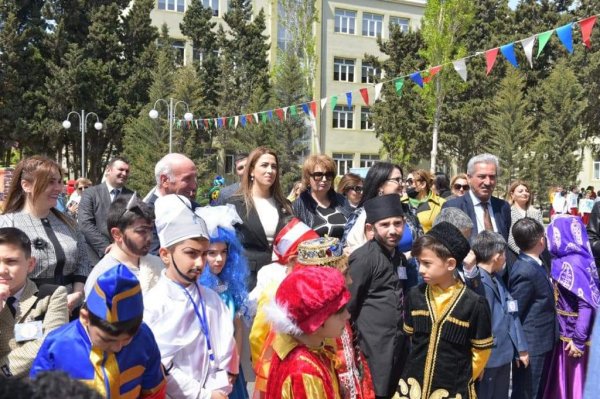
{"left": 155, "top": 194, "right": 209, "bottom": 248}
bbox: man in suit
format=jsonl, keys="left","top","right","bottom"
{"left": 78, "top": 156, "right": 132, "bottom": 263}
{"left": 0, "top": 227, "right": 68, "bottom": 378}
{"left": 509, "top": 218, "right": 557, "bottom": 399}
{"left": 215, "top": 153, "right": 247, "bottom": 205}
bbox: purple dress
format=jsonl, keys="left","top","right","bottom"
{"left": 544, "top": 216, "right": 600, "bottom": 399}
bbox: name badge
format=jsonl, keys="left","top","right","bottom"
{"left": 397, "top": 266, "right": 408, "bottom": 280}
{"left": 507, "top": 300, "right": 519, "bottom": 313}
{"left": 14, "top": 321, "right": 43, "bottom": 342}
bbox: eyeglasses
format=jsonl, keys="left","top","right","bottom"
{"left": 347, "top": 186, "right": 363, "bottom": 193}
{"left": 311, "top": 172, "right": 335, "bottom": 181}
{"left": 77, "top": 186, "right": 89, "bottom": 191}
{"left": 453, "top": 184, "right": 470, "bottom": 191}
{"left": 405, "top": 178, "right": 413, "bottom": 185}
{"left": 386, "top": 177, "right": 403, "bottom": 185}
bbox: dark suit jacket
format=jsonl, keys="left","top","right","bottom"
{"left": 508, "top": 253, "right": 558, "bottom": 356}
{"left": 77, "top": 182, "right": 133, "bottom": 261}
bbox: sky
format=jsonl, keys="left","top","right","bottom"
{"left": 509, "top": 0, "right": 519, "bottom": 9}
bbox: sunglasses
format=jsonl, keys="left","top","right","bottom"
{"left": 77, "top": 186, "right": 89, "bottom": 191}
{"left": 454, "top": 184, "right": 470, "bottom": 191}
{"left": 405, "top": 178, "right": 413, "bottom": 185}
{"left": 387, "top": 177, "right": 403, "bottom": 185}
{"left": 311, "top": 172, "right": 335, "bottom": 181}
{"left": 347, "top": 186, "right": 363, "bottom": 193}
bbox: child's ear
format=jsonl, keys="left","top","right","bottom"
{"left": 110, "top": 227, "right": 122, "bottom": 243}
{"left": 159, "top": 247, "right": 171, "bottom": 266}
{"left": 446, "top": 258, "right": 457, "bottom": 272}
{"left": 79, "top": 307, "right": 90, "bottom": 325}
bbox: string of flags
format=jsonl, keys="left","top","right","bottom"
{"left": 174, "top": 14, "right": 599, "bottom": 130}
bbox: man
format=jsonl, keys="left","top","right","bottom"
{"left": 347, "top": 194, "right": 409, "bottom": 399}
{"left": 144, "top": 153, "right": 199, "bottom": 255}
{"left": 215, "top": 153, "right": 247, "bottom": 205}
{"left": 83, "top": 196, "right": 164, "bottom": 298}
{"left": 78, "top": 157, "right": 132, "bottom": 263}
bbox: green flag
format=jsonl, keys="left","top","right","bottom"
{"left": 537, "top": 30, "right": 553, "bottom": 58}
{"left": 395, "top": 78, "right": 405, "bottom": 96}
{"left": 261, "top": 112, "right": 267, "bottom": 124}
{"left": 290, "top": 105, "right": 298, "bottom": 117}
{"left": 331, "top": 96, "right": 338, "bottom": 110}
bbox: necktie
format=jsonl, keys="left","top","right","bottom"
{"left": 6, "top": 296, "right": 16, "bottom": 318}
{"left": 481, "top": 202, "right": 493, "bottom": 231}
{"left": 111, "top": 188, "right": 119, "bottom": 203}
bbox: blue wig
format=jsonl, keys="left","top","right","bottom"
{"left": 200, "top": 226, "right": 249, "bottom": 316}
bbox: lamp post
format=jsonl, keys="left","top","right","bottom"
{"left": 149, "top": 98, "right": 193, "bottom": 153}
{"left": 62, "top": 110, "right": 103, "bottom": 178}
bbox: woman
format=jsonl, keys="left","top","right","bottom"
{"left": 449, "top": 173, "right": 469, "bottom": 199}
{"left": 402, "top": 169, "right": 445, "bottom": 233}
{"left": 292, "top": 155, "right": 352, "bottom": 239}
{"left": 544, "top": 216, "right": 600, "bottom": 399}
{"left": 507, "top": 180, "right": 544, "bottom": 255}
{"left": 337, "top": 173, "right": 364, "bottom": 208}
{"left": 0, "top": 156, "right": 91, "bottom": 313}
{"left": 66, "top": 177, "right": 92, "bottom": 218}
{"left": 433, "top": 173, "right": 452, "bottom": 199}
{"left": 226, "top": 147, "right": 292, "bottom": 290}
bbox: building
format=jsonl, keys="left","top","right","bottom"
{"left": 150, "top": 0, "right": 426, "bottom": 175}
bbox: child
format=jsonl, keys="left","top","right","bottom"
{"left": 30, "top": 264, "right": 166, "bottom": 398}
{"left": 469, "top": 231, "right": 529, "bottom": 399}
{"left": 0, "top": 227, "right": 68, "bottom": 378}
{"left": 265, "top": 266, "right": 350, "bottom": 399}
{"left": 399, "top": 221, "right": 493, "bottom": 398}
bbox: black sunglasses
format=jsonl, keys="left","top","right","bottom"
{"left": 311, "top": 172, "right": 335, "bottom": 181}
{"left": 77, "top": 186, "right": 89, "bottom": 191}
{"left": 453, "top": 184, "right": 469, "bottom": 191}
{"left": 405, "top": 178, "right": 413, "bottom": 185}
{"left": 347, "top": 186, "right": 363, "bottom": 194}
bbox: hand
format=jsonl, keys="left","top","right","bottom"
{"left": 463, "top": 250, "right": 477, "bottom": 271}
{"left": 515, "top": 351, "right": 529, "bottom": 368}
{"left": 67, "top": 292, "right": 83, "bottom": 313}
{"left": 0, "top": 284, "right": 10, "bottom": 311}
{"left": 210, "top": 391, "right": 227, "bottom": 399}
{"left": 68, "top": 202, "right": 79, "bottom": 214}
{"left": 565, "top": 340, "right": 584, "bottom": 358}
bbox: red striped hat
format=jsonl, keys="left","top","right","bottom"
{"left": 273, "top": 218, "right": 319, "bottom": 265}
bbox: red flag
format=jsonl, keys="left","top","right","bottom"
{"left": 359, "top": 88, "right": 370, "bottom": 105}
{"left": 423, "top": 65, "right": 442, "bottom": 84}
{"left": 485, "top": 48, "right": 499, "bottom": 76}
{"left": 581, "top": 16, "right": 597, "bottom": 49}
{"left": 203, "top": 120, "right": 209, "bottom": 129}
{"left": 310, "top": 101, "right": 317, "bottom": 117}
{"left": 275, "top": 108, "right": 284, "bottom": 121}
{"left": 246, "top": 114, "right": 253, "bottom": 124}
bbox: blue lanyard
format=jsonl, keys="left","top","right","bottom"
{"left": 179, "top": 282, "right": 215, "bottom": 362}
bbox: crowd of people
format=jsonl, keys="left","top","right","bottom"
{"left": 0, "top": 149, "right": 599, "bottom": 399}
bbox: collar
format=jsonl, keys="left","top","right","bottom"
{"left": 106, "top": 182, "right": 120, "bottom": 193}
{"left": 469, "top": 190, "right": 484, "bottom": 206}
{"left": 11, "top": 284, "right": 26, "bottom": 301}
{"left": 520, "top": 252, "right": 543, "bottom": 266}
{"left": 373, "top": 238, "right": 397, "bottom": 259}
{"left": 431, "top": 279, "right": 463, "bottom": 295}
{"left": 272, "top": 333, "right": 302, "bottom": 360}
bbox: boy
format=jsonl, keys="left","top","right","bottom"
{"left": 509, "top": 217, "right": 557, "bottom": 399}
{"left": 469, "top": 231, "right": 529, "bottom": 399}
{"left": 143, "top": 194, "right": 237, "bottom": 399}
{"left": 30, "top": 264, "right": 166, "bottom": 398}
{"left": 0, "top": 227, "right": 68, "bottom": 378}
{"left": 399, "top": 222, "right": 493, "bottom": 398}
{"left": 265, "top": 266, "right": 351, "bottom": 399}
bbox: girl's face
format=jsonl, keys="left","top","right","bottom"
{"left": 207, "top": 242, "right": 228, "bottom": 275}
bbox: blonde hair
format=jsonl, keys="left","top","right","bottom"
{"left": 301, "top": 154, "right": 336, "bottom": 188}
{"left": 507, "top": 180, "right": 534, "bottom": 208}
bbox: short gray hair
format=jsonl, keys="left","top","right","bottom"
{"left": 154, "top": 153, "right": 192, "bottom": 185}
{"left": 433, "top": 208, "right": 474, "bottom": 233}
{"left": 471, "top": 231, "right": 507, "bottom": 263}
{"left": 466, "top": 153, "right": 500, "bottom": 176}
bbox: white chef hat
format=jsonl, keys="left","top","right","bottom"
{"left": 155, "top": 194, "right": 209, "bottom": 248}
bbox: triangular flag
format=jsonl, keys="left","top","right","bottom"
{"left": 580, "top": 16, "right": 597, "bottom": 49}
{"left": 234, "top": 116, "right": 239, "bottom": 128}
{"left": 346, "top": 92, "right": 353, "bottom": 109}
{"left": 268, "top": 110, "right": 273, "bottom": 121}
{"left": 301, "top": 103, "right": 310, "bottom": 116}
{"left": 176, "top": 120, "right": 181, "bottom": 128}
{"left": 194, "top": 120, "right": 199, "bottom": 129}
{"left": 521, "top": 36, "right": 536, "bottom": 68}
{"left": 485, "top": 48, "right": 499, "bottom": 75}
{"left": 359, "top": 88, "right": 369, "bottom": 105}
{"left": 375, "top": 83, "right": 383, "bottom": 101}
{"left": 423, "top": 65, "right": 442, "bottom": 84}
{"left": 260, "top": 112, "right": 267, "bottom": 124}
{"left": 216, "top": 118, "right": 222, "bottom": 128}
{"left": 253, "top": 113, "right": 259, "bottom": 123}
{"left": 500, "top": 43, "right": 518, "bottom": 67}
{"left": 320, "top": 98, "right": 327, "bottom": 110}
{"left": 275, "top": 108, "right": 284, "bottom": 121}
{"left": 228, "top": 117, "right": 234, "bottom": 127}
{"left": 290, "top": 105, "right": 297, "bottom": 117}
{"left": 409, "top": 72, "right": 423, "bottom": 88}
{"left": 246, "top": 114, "right": 253, "bottom": 125}
{"left": 283, "top": 107, "right": 289, "bottom": 117}
{"left": 452, "top": 59, "right": 468, "bottom": 81}
{"left": 310, "top": 101, "right": 317, "bottom": 117}
{"left": 203, "top": 119, "right": 209, "bottom": 129}
{"left": 537, "top": 30, "right": 554, "bottom": 57}
{"left": 556, "top": 23, "right": 574, "bottom": 54}
{"left": 395, "top": 78, "right": 405, "bottom": 95}
{"left": 331, "top": 96, "right": 338, "bottom": 110}
{"left": 240, "top": 115, "right": 247, "bottom": 127}
{"left": 222, "top": 117, "right": 227, "bottom": 127}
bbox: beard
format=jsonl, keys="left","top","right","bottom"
{"left": 123, "top": 233, "right": 150, "bottom": 257}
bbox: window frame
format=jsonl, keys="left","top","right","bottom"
{"left": 362, "top": 12, "right": 383, "bottom": 38}
{"left": 594, "top": 161, "right": 600, "bottom": 180}
{"left": 332, "top": 153, "right": 354, "bottom": 176}
{"left": 333, "top": 58, "right": 355, "bottom": 82}
{"left": 202, "top": 0, "right": 219, "bottom": 16}
{"left": 360, "top": 154, "right": 380, "bottom": 168}
{"left": 361, "top": 62, "right": 380, "bottom": 84}
{"left": 333, "top": 106, "right": 354, "bottom": 129}
{"left": 360, "top": 107, "right": 375, "bottom": 131}
{"left": 334, "top": 9, "right": 356, "bottom": 35}
{"left": 158, "top": 0, "right": 185, "bottom": 12}
{"left": 390, "top": 16, "right": 410, "bottom": 33}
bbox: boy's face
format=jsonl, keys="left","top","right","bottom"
{"left": 161, "top": 238, "right": 209, "bottom": 285}
{"left": 80, "top": 309, "right": 134, "bottom": 353}
{"left": 0, "top": 243, "right": 35, "bottom": 295}
{"left": 316, "top": 306, "right": 350, "bottom": 339}
{"left": 206, "top": 242, "right": 228, "bottom": 276}
{"left": 417, "top": 248, "right": 456, "bottom": 286}
{"left": 113, "top": 218, "right": 153, "bottom": 257}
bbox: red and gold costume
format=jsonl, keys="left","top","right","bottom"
{"left": 335, "top": 323, "right": 375, "bottom": 399}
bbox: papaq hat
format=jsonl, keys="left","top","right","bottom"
{"left": 427, "top": 221, "right": 471, "bottom": 265}
{"left": 364, "top": 194, "right": 404, "bottom": 224}
{"left": 86, "top": 264, "right": 143, "bottom": 322}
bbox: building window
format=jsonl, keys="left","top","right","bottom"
{"left": 335, "top": 9, "right": 356, "bottom": 34}
{"left": 225, "top": 154, "right": 235, "bottom": 174}
{"left": 333, "top": 58, "right": 355, "bottom": 82}
{"left": 203, "top": 0, "right": 218, "bottom": 16}
{"left": 390, "top": 16, "right": 410, "bottom": 33}
{"left": 172, "top": 40, "right": 185, "bottom": 66}
{"left": 362, "top": 12, "right": 383, "bottom": 38}
{"left": 594, "top": 161, "right": 600, "bottom": 180}
{"left": 360, "top": 154, "right": 379, "bottom": 168}
{"left": 158, "top": 0, "right": 185, "bottom": 12}
{"left": 333, "top": 106, "right": 353, "bottom": 129}
{"left": 360, "top": 107, "right": 374, "bottom": 130}
{"left": 333, "top": 153, "right": 353, "bottom": 175}
{"left": 361, "top": 62, "right": 380, "bottom": 84}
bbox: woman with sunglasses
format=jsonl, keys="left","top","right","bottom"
{"left": 402, "top": 169, "right": 445, "bottom": 233}
{"left": 337, "top": 173, "right": 364, "bottom": 208}
{"left": 66, "top": 177, "right": 92, "bottom": 218}
{"left": 449, "top": 173, "right": 469, "bottom": 199}
{"left": 507, "top": 180, "right": 543, "bottom": 255}
{"left": 292, "top": 155, "right": 352, "bottom": 239}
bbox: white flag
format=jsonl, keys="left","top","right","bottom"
{"left": 234, "top": 116, "right": 239, "bottom": 128}
{"left": 375, "top": 83, "right": 383, "bottom": 101}
{"left": 521, "top": 36, "right": 536, "bottom": 68}
{"left": 453, "top": 59, "right": 468, "bottom": 82}
{"left": 320, "top": 98, "right": 327, "bottom": 110}
{"left": 253, "top": 113, "right": 259, "bottom": 123}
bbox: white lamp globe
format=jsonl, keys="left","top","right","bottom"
{"left": 184, "top": 112, "right": 193, "bottom": 121}
{"left": 62, "top": 120, "right": 71, "bottom": 129}
{"left": 94, "top": 122, "right": 103, "bottom": 131}
{"left": 149, "top": 109, "right": 159, "bottom": 119}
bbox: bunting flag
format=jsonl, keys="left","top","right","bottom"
{"left": 283, "top": 107, "right": 289, "bottom": 118}
{"left": 521, "top": 36, "right": 536, "bottom": 67}
{"left": 222, "top": 117, "right": 227, "bottom": 127}
{"left": 320, "top": 98, "right": 327, "bottom": 110}
{"left": 501, "top": 43, "right": 518, "bottom": 67}
{"left": 261, "top": 112, "right": 268, "bottom": 124}
{"left": 452, "top": 59, "right": 468, "bottom": 82}
{"left": 268, "top": 110, "right": 273, "bottom": 121}
{"left": 556, "top": 23, "right": 574, "bottom": 53}
{"left": 228, "top": 117, "right": 234, "bottom": 128}
{"left": 331, "top": 96, "right": 338, "bottom": 110}
{"left": 246, "top": 114, "right": 252, "bottom": 125}
{"left": 537, "top": 30, "right": 554, "bottom": 57}
{"left": 375, "top": 83, "right": 383, "bottom": 101}
{"left": 253, "top": 113, "right": 259, "bottom": 123}
{"left": 204, "top": 120, "right": 209, "bottom": 129}
{"left": 581, "top": 16, "right": 597, "bottom": 48}
{"left": 290, "top": 105, "right": 297, "bottom": 117}
{"left": 359, "top": 88, "right": 370, "bottom": 105}
{"left": 395, "top": 78, "right": 405, "bottom": 96}
{"left": 485, "top": 48, "right": 499, "bottom": 75}
{"left": 423, "top": 65, "right": 442, "bottom": 84}
{"left": 217, "top": 118, "right": 223, "bottom": 128}
{"left": 310, "top": 101, "right": 317, "bottom": 117}
{"left": 301, "top": 103, "right": 310, "bottom": 116}
{"left": 346, "top": 92, "right": 353, "bottom": 108}
{"left": 234, "top": 116, "right": 239, "bottom": 128}
{"left": 275, "top": 108, "right": 284, "bottom": 121}
{"left": 409, "top": 72, "right": 423, "bottom": 88}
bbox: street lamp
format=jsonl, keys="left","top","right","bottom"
{"left": 62, "top": 110, "right": 103, "bottom": 178}
{"left": 149, "top": 98, "right": 193, "bottom": 153}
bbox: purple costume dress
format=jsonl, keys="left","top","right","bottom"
{"left": 544, "top": 216, "right": 600, "bottom": 399}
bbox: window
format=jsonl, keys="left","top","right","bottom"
{"left": 225, "top": 154, "right": 235, "bottom": 175}
{"left": 333, "top": 153, "right": 353, "bottom": 175}
{"left": 172, "top": 40, "right": 185, "bottom": 66}
{"left": 390, "top": 16, "right": 410, "bottom": 33}
{"left": 333, "top": 106, "right": 353, "bottom": 129}
{"left": 360, "top": 107, "right": 374, "bottom": 130}
{"left": 335, "top": 9, "right": 356, "bottom": 34}
{"left": 594, "top": 161, "right": 600, "bottom": 180}
{"left": 361, "top": 62, "right": 380, "bottom": 84}
{"left": 362, "top": 13, "right": 383, "bottom": 37}
{"left": 277, "top": 22, "right": 293, "bottom": 51}
{"left": 334, "top": 58, "right": 355, "bottom": 82}
{"left": 193, "top": 48, "right": 220, "bottom": 64}
{"left": 360, "top": 154, "right": 379, "bottom": 168}
{"left": 203, "top": 0, "right": 219, "bottom": 16}
{"left": 158, "top": 0, "right": 185, "bottom": 12}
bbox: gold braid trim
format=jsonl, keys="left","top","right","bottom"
{"left": 470, "top": 336, "right": 494, "bottom": 349}
{"left": 403, "top": 323, "right": 414, "bottom": 335}
{"left": 411, "top": 310, "right": 430, "bottom": 317}
{"left": 446, "top": 316, "right": 470, "bottom": 328}
{"left": 557, "top": 309, "right": 578, "bottom": 317}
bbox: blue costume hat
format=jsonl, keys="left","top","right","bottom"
{"left": 86, "top": 264, "right": 144, "bottom": 323}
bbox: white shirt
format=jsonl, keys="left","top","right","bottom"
{"left": 105, "top": 182, "right": 121, "bottom": 202}
{"left": 469, "top": 190, "right": 499, "bottom": 233}
{"left": 254, "top": 197, "right": 279, "bottom": 244}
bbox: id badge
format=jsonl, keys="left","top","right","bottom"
{"left": 14, "top": 321, "right": 43, "bottom": 342}
{"left": 397, "top": 266, "right": 408, "bottom": 280}
{"left": 507, "top": 300, "right": 519, "bottom": 313}
{"left": 204, "top": 369, "right": 232, "bottom": 394}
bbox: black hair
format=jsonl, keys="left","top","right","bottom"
{"left": 358, "top": 162, "right": 404, "bottom": 207}
{"left": 472, "top": 231, "right": 507, "bottom": 263}
{"left": 30, "top": 371, "right": 104, "bottom": 399}
{"left": 434, "top": 173, "right": 450, "bottom": 192}
{"left": 82, "top": 303, "right": 143, "bottom": 337}
{"left": 106, "top": 156, "right": 129, "bottom": 168}
{"left": 512, "top": 217, "right": 545, "bottom": 252}
{"left": 411, "top": 235, "right": 453, "bottom": 261}
{"left": 234, "top": 153, "right": 249, "bottom": 163}
{"left": 106, "top": 196, "right": 154, "bottom": 238}
{"left": 0, "top": 227, "right": 32, "bottom": 258}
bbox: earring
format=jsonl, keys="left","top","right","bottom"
{"left": 250, "top": 175, "right": 254, "bottom": 181}
{"left": 378, "top": 191, "right": 383, "bottom": 196}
